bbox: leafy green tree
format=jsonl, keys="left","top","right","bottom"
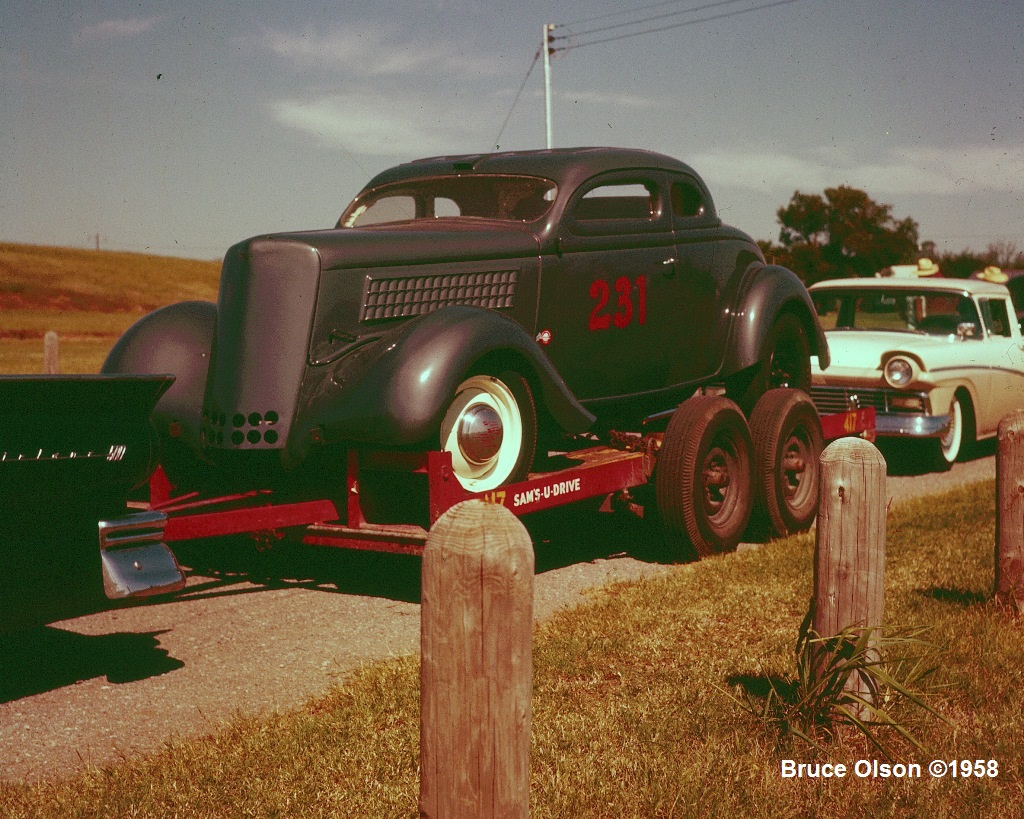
{"left": 775, "top": 186, "right": 919, "bottom": 284}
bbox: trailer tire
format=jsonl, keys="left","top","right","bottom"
{"left": 655, "top": 395, "right": 753, "bottom": 558}
{"left": 749, "top": 388, "right": 822, "bottom": 538}
{"left": 439, "top": 371, "right": 537, "bottom": 492}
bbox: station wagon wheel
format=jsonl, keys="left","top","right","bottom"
{"left": 928, "top": 393, "right": 966, "bottom": 471}
{"left": 749, "top": 388, "right": 823, "bottom": 538}
{"left": 655, "top": 395, "right": 753, "bottom": 558}
{"left": 439, "top": 372, "right": 537, "bottom": 492}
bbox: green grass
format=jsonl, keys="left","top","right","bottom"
{"left": 1, "top": 480, "right": 1019, "bottom": 818}
{"left": 0, "top": 243, "right": 220, "bottom": 374}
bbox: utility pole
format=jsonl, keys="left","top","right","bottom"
{"left": 542, "top": 23, "right": 554, "bottom": 149}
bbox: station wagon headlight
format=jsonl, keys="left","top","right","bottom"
{"left": 884, "top": 356, "right": 915, "bottom": 388}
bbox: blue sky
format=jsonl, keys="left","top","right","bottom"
{"left": 1, "top": 0, "right": 1021, "bottom": 260}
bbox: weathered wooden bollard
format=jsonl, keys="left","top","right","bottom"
{"left": 43, "top": 330, "right": 59, "bottom": 374}
{"left": 996, "top": 410, "right": 1024, "bottom": 613}
{"left": 812, "top": 437, "right": 887, "bottom": 703}
{"left": 420, "top": 500, "right": 534, "bottom": 819}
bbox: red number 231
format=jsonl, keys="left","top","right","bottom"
{"left": 588, "top": 275, "right": 647, "bottom": 331}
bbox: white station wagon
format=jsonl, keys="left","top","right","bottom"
{"left": 808, "top": 277, "right": 1024, "bottom": 470}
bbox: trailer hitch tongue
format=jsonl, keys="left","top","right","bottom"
{"left": 98, "top": 511, "right": 186, "bottom": 600}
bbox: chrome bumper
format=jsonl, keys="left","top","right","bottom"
{"left": 98, "top": 511, "right": 185, "bottom": 600}
{"left": 874, "top": 413, "right": 951, "bottom": 438}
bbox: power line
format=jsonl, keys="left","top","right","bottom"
{"left": 555, "top": 0, "right": 759, "bottom": 41}
{"left": 552, "top": 0, "right": 803, "bottom": 52}
{"left": 493, "top": 46, "right": 542, "bottom": 150}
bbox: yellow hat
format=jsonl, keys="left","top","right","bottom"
{"left": 915, "top": 258, "right": 940, "bottom": 276}
{"left": 978, "top": 265, "right": 1009, "bottom": 283}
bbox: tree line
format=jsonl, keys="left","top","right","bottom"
{"left": 759, "top": 185, "right": 1023, "bottom": 284}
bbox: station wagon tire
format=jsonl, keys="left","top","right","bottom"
{"left": 730, "top": 313, "right": 811, "bottom": 416}
{"left": 439, "top": 371, "right": 537, "bottom": 492}
{"left": 928, "top": 393, "right": 968, "bottom": 471}
{"left": 749, "top": 388, "right": 823, "bottom": 538}
{"left": 655, "top": 395, "right": 753, "bottom": 558}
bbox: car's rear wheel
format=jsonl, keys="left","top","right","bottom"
{"left": 729, "top": 313, "right": 811, "bottom": 416}
{"left": 439, "top": 372, "right": 537, "bottom": 492}
{"left": 749, "top": 388, "right": 823, "bottom": 538}
{"left": 655, "top": 395, "right": 753, "bottom": 558}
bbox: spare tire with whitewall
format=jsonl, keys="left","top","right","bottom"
{"left": 439, "top": 371, "right": 537, "bottom": 492}
{"left": 654, "top": 395, "right": 753, "bottom": 559}
{"left": 748, "top": 388, "right": 823, "bottom": 539}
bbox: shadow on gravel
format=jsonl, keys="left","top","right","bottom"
{"left": 878, "top": 438, "right": 997, "bottom": 477}
{"left": 0, "top": 627, "right": 184, "bottom": 702}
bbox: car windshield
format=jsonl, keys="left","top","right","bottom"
{"left": 339, "top": 175, "right": 558, "bottom": 227}
{"left": 812, "top": 289, "right": 982, "bottom": 337}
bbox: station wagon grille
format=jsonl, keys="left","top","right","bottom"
{"left": 809, "top": 386, "right": 928, "bottom": 415}
{"left": 360, "top": 270, "right": 518, "bottom": 322}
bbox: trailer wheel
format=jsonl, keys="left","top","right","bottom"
{"left": 439, "top": 371, "right": 536, "bottom": 492}
{"left": 655, "top": 395, "right": 753, "bottom": 558}
{"left": 749, "top": 388, "right": 823, "bottom": 538}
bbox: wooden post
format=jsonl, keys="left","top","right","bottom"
{"left": 43, "top": 331, "right": 59, "bottom": 374}
{"left": 996, "top": 410, "right": 1024, "bottom": 612}
{"left": 420, "top": 500, "right": 534, "bottom": 819}
{"left": 813, "top": 437, "right": 887, "bottom": 703}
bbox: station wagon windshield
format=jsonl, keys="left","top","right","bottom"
{"left": 340, "top": 175, "right": 558, "bottom": 227}
{"left": 813, "top": 289, "right": 981, "bottom": 337}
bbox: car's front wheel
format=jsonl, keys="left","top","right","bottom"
{"left": 439, "top": 372, "right": 537, "bottom": 492}
{"left": 929, "top": 393, "right": 969, "bottom": 471}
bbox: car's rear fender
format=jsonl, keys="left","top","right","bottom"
{"left": 288, "top": 305, "right": 595, "bottom": 466}
{"left": 723, "top": 264, "right": 830, "bottom": 375}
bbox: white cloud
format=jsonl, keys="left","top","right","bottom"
{"left": 272, "top": 94, "right": 474, "bottom": 157}
{"left": 259, "top": 24, "right": 495, "bottom": 78}
{"left": 692, "top": 144, "right": 1024, "bottom": 198}
{"left": 77, "top": 16, "right": 163, "bottom": 41}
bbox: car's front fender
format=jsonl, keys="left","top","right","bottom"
{"left": 287, "top": 305, "right": 595, "bottom": 465}
{"left": 101, "top": 300, "right": 217, "bottom": 457}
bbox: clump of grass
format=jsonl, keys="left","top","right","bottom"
{"left": 731, "top": 608, "right": 950, "bottom": 759}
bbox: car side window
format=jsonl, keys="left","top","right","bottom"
{"left": 671, "top": 180, "right": 707, "bottom": 219}
{"left": 575, "top": 182, "right": 657, "bottom": 221}
{"left": 981, "top": 298, "right": 1013, "bottom": 338}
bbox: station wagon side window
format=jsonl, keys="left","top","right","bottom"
{"left": 980, "top": 298, "right": 1013, "bottom": 338}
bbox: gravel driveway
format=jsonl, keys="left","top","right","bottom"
{"left": 0, "top": 442, "right": 997, "bottom": 781}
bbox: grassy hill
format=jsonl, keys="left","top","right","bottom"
{"left": 0, "top": 243, "right": 221, "bottom": 374}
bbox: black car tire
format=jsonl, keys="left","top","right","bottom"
{"left": 730, "top": 312, "right": 811, "bottom": 416}
{"left": 749, "top": 388, "right": 823, "bottom": 538}
{"left": 439, "top": 371, "right": 537, "bottom": 492}
{"left": 655, "top": 395, "right": 753, "bottom": 558}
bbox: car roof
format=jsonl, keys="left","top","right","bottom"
{"left": 359, "top": 147, "right": 701, "bottom": 190}
{"left": 809, "top": 277, "right": 1011, "bottom": 297}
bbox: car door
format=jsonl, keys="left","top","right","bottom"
{"left": 542, "top": 172, "right": 678, "bottom": 401}
{"left": 668, "top": 172, "right": 726, "bottom": 383}
{"left": 978, "top": 295, "right": 1024, "bottom": 433}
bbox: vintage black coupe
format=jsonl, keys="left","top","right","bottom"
{"left": 104, "top": 147, "right": 827, "bottom": 549}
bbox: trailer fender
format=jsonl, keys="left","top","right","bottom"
{"left": 290, "top": 305, "right": 595, "bottom": 465}
{"left": 723, "top": 265, "right": 830, "bottom": 375}
{"left": 102, "top": 300, "right": 216, "bottom": 457}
